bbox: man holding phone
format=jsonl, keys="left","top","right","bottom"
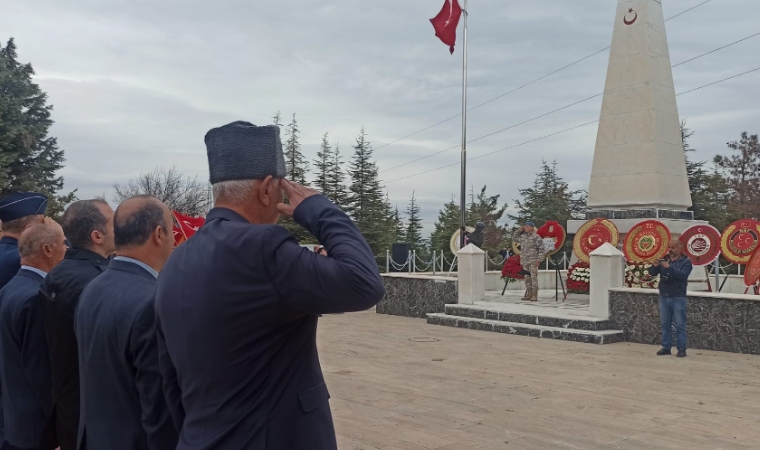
{"left": 648, "top": 240, "right": 693, "bottom": 357}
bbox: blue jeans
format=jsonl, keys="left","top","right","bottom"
{"left": 659, "top": 296, "right": 687, "bottom": 351}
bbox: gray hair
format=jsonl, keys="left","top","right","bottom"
{"left": 18, "top": 223, "right": 61, "bottom": 259}
{"left": 212, "top": 179, "right": 258, "bottom": 204}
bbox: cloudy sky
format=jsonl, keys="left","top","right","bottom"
{"left": 2, "top": 0, "right": 758, "bottom": 236}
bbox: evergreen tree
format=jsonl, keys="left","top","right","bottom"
{"left": 715, "top": 132, "right": 760, "bottom": 219}
{"left": 272, "top": 111, "right": 283, "bottom": 128}
{"left": 392, "top": 205, "right": 405, "bottom": 243}
{"left": 404, "top": 191, "right": 424, "bottom": 251}
{"left": 510, "top": 160, "right": 587, "bottom": 228}
{"left": 429, "top": 197, "right": 462, "bottom": 261}
{"left": 0, "top": 38, "right": 76, "bottom": 219}
{"left": 284, "top": 113, "right": 309, "bottom": 185}
{"left": 468, "top": 185, "right": 509, "bottom": 256}
{"left": 681, "top": 121, "right": 732, "bottom": 228}
{"left": 327, "top": 143, "right": 349, "bottom": 209}
{"left": 313, "top": 132, "right": 332, "bottom": 195}
{"left": 346, "top": 128, "right": 390, "bottom": 259}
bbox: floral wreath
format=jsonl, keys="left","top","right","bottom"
{"left": 501, "top": 255, "right": 525, "bottom": 282}
{"left": 566, "top": 261, "right": 590, "bottom": 294}
{"left": 536, "top": 220, "right": 566, "bottom": 256}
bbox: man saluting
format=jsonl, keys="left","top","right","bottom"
{"left": 154, "top": 121, "right": 386, "bottom": 450}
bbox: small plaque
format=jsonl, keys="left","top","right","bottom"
{"left": 679, "top": 224, "right": 721, "bottom": 266}
{"left": 623, "top": 220, "right": 671, "bottom": 263}
{"left": 572, "top": 219, "right": 620, "bottom": 263}
{"left": 720, "top": 219, "right": 760, "bottom": 265}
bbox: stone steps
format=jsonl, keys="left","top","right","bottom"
{"left": 426, "top": 304, "right": 625, "bottom": 345}
{"left": 444, "top": 304, "right": 611, "bottom": 331}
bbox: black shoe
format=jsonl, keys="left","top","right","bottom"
{"left": 657, "top": 348, "right": 672, "bottom": 356}
{"left": 677, "top": 350, "right": 687, "bottom": 358}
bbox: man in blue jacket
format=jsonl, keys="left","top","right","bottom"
{"left": 154, "top": 121, "right": 386, "bottom": 450}
{"left": 648, "top": 240, "right": 693, "bottom": 358}
{"left": 75, "top": 196, "right": 177, "bottom": 450}
{"left": 0, "top": 221, "right": 67, "bottom": 450}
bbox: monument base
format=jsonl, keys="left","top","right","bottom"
{"left": 568, "top": 208, "right": 706, "bottom": 236}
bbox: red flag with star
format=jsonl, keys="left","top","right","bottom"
{"left": 172, "top": 211, "right": 205, "bottom": 246}
{"left": 430, "top": 0, "right": 462, "bottom": 54}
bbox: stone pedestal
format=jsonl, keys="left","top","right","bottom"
{"left": 457, "top": 244, "right": 485, "bottom": 305}
{"left": 589, "top": 243, "right": 625, "bottom": 318}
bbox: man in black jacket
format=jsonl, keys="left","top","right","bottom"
{"left": 39, "top": 200, "right": 114, "bottom": 450}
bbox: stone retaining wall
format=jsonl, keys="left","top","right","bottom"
{"left": 608, "top": 288, "right": 760, "bottom": 354}
{"left": 376, "top": 274, "right": 457, "bottom": 318}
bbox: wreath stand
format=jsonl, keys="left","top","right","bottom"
{"left": 551, "top": 256, "right": 568, "bottom": 302}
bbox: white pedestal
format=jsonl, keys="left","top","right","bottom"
{"left": 457, "top": 244, "right": 485, "bottom": 305}
{"left": 589, "top": 243, "right": 625, "bottom": 318}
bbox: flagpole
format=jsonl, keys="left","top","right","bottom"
{"left": 459, "top": 0, "right": 468, "bottom": 249}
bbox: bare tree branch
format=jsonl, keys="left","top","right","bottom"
{"left": 112, "top": 166, "right": 211, "bottom": 216}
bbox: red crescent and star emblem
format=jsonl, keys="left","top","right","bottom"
{"left": 573, "top": 219, "right": 619, "bottom": 263}
{"left": 720, "top": 219, "right": 760, "bottom": 264}
{"left": 623, "top": 8, "right": 637, "bottom": 25}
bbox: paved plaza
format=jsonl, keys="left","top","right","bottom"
{"left": 320, "top": 310, "right": 760, "bottom": 450}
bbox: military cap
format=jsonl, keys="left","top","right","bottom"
{"left": 205, "top": 121, "right": 287, "bottom": 184}
{"left": 0, "top": 192, "right": 48, "bottom": 222}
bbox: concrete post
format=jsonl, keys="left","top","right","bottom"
{"left": 457, "top": 244, "right": 485, "bottom": 305}
{"left": 589, "top": 243, "right": 625, "bottom": 318}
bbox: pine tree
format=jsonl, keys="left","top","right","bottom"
{"left": 284, "top": 113, "right": 309, "bottom": 185}
{"left": 715, "top": 132, "right": 760, "bottom": 219}
{"left": 313, "top": 132, "right": 332, "bottom": 195}
{"left": 392, "top": 206, "right": 405, "bottom": 243}
{"left": 430, "top": 197, "right": 462, "bottom": 261}
{"left": 681, "top": 121, "right": 732, "bottom": 228}
{"left": 404, "top": 191, "right": 424, "bottom": 251}
{"left": 510, "top": 161, "right": 588, "bottom": 228}
{"left": 347, "top": 128, "right": 389, "bottom": 259}
{"left": 468, "top": 186, "right": 509, "bottom": 256}
{"left": 272, "top": 111, "right": 283, "bottom": 128}
{"left": 327, "top": 143, "right": 349, "bottom": 209}
{"left": 0, "top": 38, "right": 76, "bottom": 219}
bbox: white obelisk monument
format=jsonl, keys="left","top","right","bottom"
{"left": 569, "top": 0, "right": 701, "bottom": 236}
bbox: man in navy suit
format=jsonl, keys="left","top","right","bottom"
{"left": 155, "top": 121, "right": 385, "bottom": 450}
{"left": 75, "top": 196, "right": 177, "bottom": 450}
{"left": 40, "top": 200, "right": 115, "bottom": 450}
{"left": 0, "top": 221, "right": 67, "bottom": 450}
{"left": 0, "top": 193, "right": 48, "bottom": 291}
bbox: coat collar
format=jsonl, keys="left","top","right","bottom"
{"left": 206, "top": 207, "right": 250, "bottom": 224}
{"left": 65, "top": 247, "right": 109, "bottom": 265}
{"left": 17, "top": 267, "right": 44, "bottom": 282}
{"left": 108, "top": 259, "right": 158, "bottom": 281}
{"left": 0, "top": 236, "right": 18, "bottom": 246}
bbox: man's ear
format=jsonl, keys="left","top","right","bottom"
{"left": 153, "top": 226, "right": 163, "bottom": 246}
{"left": 258, "top": 176, "right": 274, "bottom": 207}
{"left": 42, "top": 243, "right": 54, "bottom": 258}
{"left": 91, "top": 229, "right": 104, "bottom": 245}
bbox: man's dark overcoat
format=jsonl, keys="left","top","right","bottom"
{"left": 0, "top": 269, "right": 52, "bottom": 449}
{"left": 75, "top": 260, "right": 177, "bottom": 450}
{"left": 40, "top": 248, "right": 108, "bottom": 450}
{"left": 154, "top": 195, "right": 385, "bottom": 450}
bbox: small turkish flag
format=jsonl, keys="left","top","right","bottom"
{"left": 430, "top": 0, "right": 462, "bottom": 54}
{"left": 172, "top": 211, "right": 205, "bottom": 246}
{"left": 172, "top": 224, "right": 186, "bottom": 247}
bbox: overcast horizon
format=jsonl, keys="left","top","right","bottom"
{"left": 2, "top": 0, "right": 758, "bottom": 238}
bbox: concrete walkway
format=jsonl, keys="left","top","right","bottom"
{"left": 320, "top": 310, "right": 760, "bottom": 449}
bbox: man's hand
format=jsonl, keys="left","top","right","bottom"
{"left": 534, "top": 261, "right": 540, "bottom": 268}
{"left": 661, "top": 261, "right": 670, "bottom": 269}
{"left": 651, "top": 259, "right": 660, "bottom": 267}
{"left": 276, "top": 179, "right": 320, "bottom": 217}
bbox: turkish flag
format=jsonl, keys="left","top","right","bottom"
{"left": 172, "top": 211, "right": 205, "bottom": 246}
{"left": 430, "top": 0, "right": 462, "bottom": 54}
{"left": 172, "top": 225, "right": 186, "bottom": 247}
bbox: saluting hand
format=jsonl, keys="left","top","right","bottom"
{"left": 277, "top": 179, "right": 320, "bottom": 217}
